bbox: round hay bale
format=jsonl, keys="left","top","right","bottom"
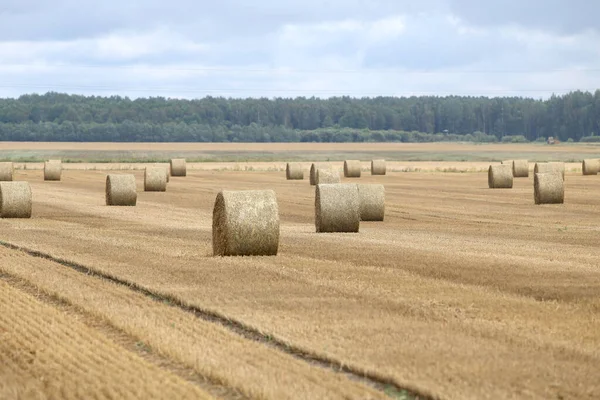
{"left": 534, "top": 172, "right": 564, "bottom": 204}
{"left": 0, "top": 182, "right": 32, "bottom": 218}
{"left": 371, "top": 159, "right": 386, "bottom": 175}
{"left": 488, "top": 165, "right": 513, "bottom": 188}
{"left": 212, "top": 190, "right": 279, "bottom": 256}
{"left": 286, "top": 162, "right": 304, "bottom": 180}
{"left": 582, "top": 159, "right": 599, "bottom": 176}
{"left": 165, "top": 166, "right": 170, "bottom": 183}
{"left": 310, "top": 163, "right": 329, "bottom": 185}
{"left": 44, "top": 160, "right": 62, "bottom": 181}
{"left": 512, "top": 160, "right": 529, "bottom": 178}
{"left": 170, "top": 159, "right": 186, "bottom": 177}
{"left": 316, "top": 168, "right": 341, "bottom": 185}
{"left": 315, "top": 184, "right": 360, "bottom": 233}
{"left": 534, "top": 162, "right": 565, "bottom": 180}
{"left": 358, "top": 184, "right": 385, "bottom": 221}
{"left": 343, "top": 160, "right": 361, "bottom": 178}
{"left": 144, "top": 167, "right": 167, "bottom": 192}
{"left": 105, "top": 174, "right": 137, "bottom": 206}
{"left": 0, "top": 162, "right": 14, "bottom": 181}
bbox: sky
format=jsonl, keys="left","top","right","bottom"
{"left": 0, "top": 0, "right": 599, "bottom": 99}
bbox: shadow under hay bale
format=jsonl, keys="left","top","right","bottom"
{"left": 344, "top": 160, "right": 361, "bottom": 178}
{"left": 310, "top": 163, "right": 329, "bottom": 185}
{"left": 0, "top": 181, "right": 32, "bottom": 218}
{"left": 0, "top": 162, "right": 14, "bottom": 181}
{"left": 44, "top": 160, "right": 62, "bottom": 181}
{"left": 371, "top": 159, "right": 386, "bottom": 175}
{"left": 170, "top": 159, "right": 187, "bottom": 177}
{"left": 316, "top": 168, "right": 341, "bottom": 185}
{"left": 106, "top": 174, "right": 137, "bottom": 206}
{"left": 512, "top": 160, "right": 529, "bottom": 178}
{"left": 144, "top": 167, "right": 168, "bottom": 192}
{"left": 534, "top": 172, "right": 564, "bottom": 204}
{"left": 286, "top": 162, "right": 304, "bottom": 180}
{"left": 315, "top": 183, "right": 360, "bottom": 233}
{"left": 358, "top": 184, "right": 385, "bottom": 221}
{"left": 582, "top": 159, "right": 599, "bottom": 176}
{"left": 212, "top": 190, "right": 279, "bottom": 256}
{"left": 488, "top": 165, "right": 513, "bottom": 188}
{"left": 534, "top": 162, "right": 565, "bottom": 180}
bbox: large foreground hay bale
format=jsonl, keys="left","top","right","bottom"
{"left": 488, "top": 165, "right": 513, "bottom": 188}
{"left": 512, "top": 160, "right": 529, "bottom": 178}
{"left": 358, "top": 184, "right": 385, "bottom": 221}
{"left": 315, "top": 184, "right": 359, "bottom": 233}
{"left": 44, "top": 160, "right": 62, "bottom": 181}
{"left": 0, "top": 162, "right": 14, "bottom": 181}
{"left": 170, "top": 159, "right": 186, "bottom": 177}
{"left": 371, "top": 159, "right": 386, "bottom": 175}
{"left": 310, "top": 163, "right": 329, "bottom": 185}
{"left": 105, "top": 174, "right": 137, "bottom": 206}
{"left": 144, "top": 167, "right": 167, "bottom": 192}
{"left": 0, "top": 182, "right": 32, "bottom": 218}
{"left": 212, "top": 190, "right": 279, "bottom": 256}
{"left": 534, "top": 172, "right": 564, "bottom": 204}
{"left": 582, "top": 159, "right": 599, "bottom": 175}
{"left": 286, "top": 162, "right": 304, "bottom": 180}
{"left": 344, "top": 160, "right": 361, "bottom": 178}
{"left": 316, "top": 168, "right": 341, "bottom": 184}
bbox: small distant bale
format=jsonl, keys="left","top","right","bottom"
{"left": 534, "top": 172, "right": 564, "bottom": 204}
{"left": 371, "top": 159, "right": 386, "bottom": 175}
{"left": 0, "top": 182, "right": 32, "bottom": 218}
{"left": 512, "top": 160, "right": 529, "bottom": 178}
{"left": 310, "top": 163, "right": 329, "bottom": 185}
{"left": 144, "top": 167, "right": 167, "bottom": 192}
{"left": 170, "top": 159, "right": 186, "bottom": 177}
{"left": 0, "top": 162, "right": 14, "bottom": 181}
{"left": 286, "top": 162, "right": 304, "bottom": 180}
{"left": 488, "top": 165, "right": 513, "bottom": 188}
{"left": 316, "top": 168, "right": 341, "bottom": 184}
{"left": 582, "top": 159, "right": 599, "bottom": 175}
{"left": 44, "top": 160, "right": 62, "bottom": 181}
{"left": 344, "top": 160, "right": 361, "bottom": 178}
{"left": 212, "top": 190, "right": 279, "bottom": 256}
{"left": 534, "top": 162, "right": 565, "bottom": 180}
{"left": 357, "top": 184, "right": 385, "bottom": 221}
{"left": 315, "top": 183, "right": 360, "bottom": 233}
{"left": 105, "top": 174, "right": 137, "bottom": 206}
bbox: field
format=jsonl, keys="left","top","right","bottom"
{"left": 1, "top": 142, "right": 600, "bottom": 399}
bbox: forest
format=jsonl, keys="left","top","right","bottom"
{"left": 0, "top": 90, "right": 599, "bottom": 142}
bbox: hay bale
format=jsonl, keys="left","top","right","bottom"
{"left": 534, "top": 172, "right": 564, "bottom": 204}
{"left": 44, "top": 160, "right": 62, "bottom": 181}
{"left": 286, "top": 162, "right": 304, "bottom": 180}
{"left": 512, "top": 160, "right": 529, "bottom": 178}
{"left": 165, "top": 166, "right": 170, "bottom": 183}
{"left": 315, "top": 184, "right": 360, "bottom": 233}
{"left": 371, "top": 159, "right": 386, "bottom": 175}
{"left": 0, "top": 162, "right": 14, "bottom": 181}
{"left": 358, "top": 184, "right": 385, "bottom": 221}
{"left": 316, "top": 168, "right": 341, "bottom": 184}
{"left": 144, "top": 167, "right": 167, "bottom": 192}
{"left": 0, "top": 182, "right": 32, "bottom": 218}
{"left": 534, "top": 162, "right": 565, "bottom": 180}
{"left": 488, "top": 165, "right": 513, "bottom": 188}
{"left": 212, "top": 190, "right": 279, "bottom": 256}
{"left": 344, "top": 160, "right": 361, "bottom": 178}
{"left": 582, "top": 159, "right": 599, "bottom": 175}
{"left": 170, "top": 159, "right": 186, "bottom": 177}
{"left": 310, "top": 163, "right": 329, "bottom": 185}
{"left": 105, "top": 174, "right": 137, "bottom": 206}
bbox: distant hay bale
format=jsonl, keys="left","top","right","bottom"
{"left": 144, "top": 167, "right": 167, "bottom": 192}
{"left": 310, "top": 163, "right": 329, "bottom": 185}
{"left": 170, "top": 159, "right": 186, "bottom": 177}
{"left": 582, "top": 159, "right": 599, "bottom": 175}
{"left": 165, "top": 166, "right": 170, "bottom": 182}
{"left": 315, "top": 183, "right": 360, "bottom": 233}
{"left": 357, "top": 184, "right": 385, "bottom": 221}
{"left": 286, "top": 162, "right": 304, "bottom": 180}
{"left": 534, "top": 172, "right": 564, "bottom": 204}
{"left": 534, "top": 162, "right": 565, "bottom": 180}
{"left": 371, "top": 159, "right": 386, "bottom": 175}
{"left": 212, "top": 190, "right": 279, "bottom": 256}
{"left": 44, "top": 160, "right": 62, "bottom": 181}
{"left": 0, "top": 162, "right": 14, "bottom": 181}
{"left": 0, "top": 182, "right": 32, "bottom": 218}
{"left": 488, "top": 165, "right": 513, "bottom": 188}
{"left": 512, "top": 160, "right": 529, "bottom": 178}
{"left": 344, "top": 160, "right": 361, "bottom": 178}
{"left": 105, "top": 174, "right": 137, "bottom": 206}
{"left": 316, "top": 168, "right": 341, "bottom": 184}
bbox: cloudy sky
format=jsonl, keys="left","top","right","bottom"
{"left": 0, "top": 0, "right": 599, "bottom": 99}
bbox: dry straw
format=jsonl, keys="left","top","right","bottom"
{"left": 534, "top": 162, "right": 565, "bottom": 180}
{"left": 44, "top": 160, "right": 62, "bottom": 181}
{"left": 170, "top": 159, "right": 187, "bottom": 177}
{"left": 0, "top": 162, "right": 14, "bottom": 181}
{"left": 512, "top": 160, "right": 529, "bottom": 178}
{"left": 286, "top": 162, "right": 304, "bottom": 180}
{"left": 371, "top": 159, "right": 386, "bottom": 175}
{"left": 534, "top": 172, "right": 564, "bottom": 204}
{"left": 315, "top": 183, "right": 360, "bottom": 233}
{"left": 0, "top": 182, "right": 32, "bottom": 218}
{"left": 105, "top": 174, "right": 137, "bottom": 206}
{"left": 488, "top": 164, "right": 513, "bottom": 188}
{"left": 344, "top": 160, "right": 361, "bottom": 178}
{"left": 212, "top": 190, "right": 279, "bottom": 256}
{"left": 358, "top": 184, "right": 385, "bottom": 221}
{"left": 310, "top": 163, "right": 329, "bottom": 185}
{"left": 582, "top": 159, "right": 599, "bottom": 175}
{"left": 144, "top": 167, "right": 167, "bottom": 192}
{"left": 316, "top": 168, "right": 341, "bottom": 184}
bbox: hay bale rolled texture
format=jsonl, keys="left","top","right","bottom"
{"left": 582, "top": 159, "right": 599, "bottom": 175}
{"left": 344, "top": 160, "right": 361, "bottom": 178}
{"left": 358, "top": 184, "right": 385, "bottom": 221}
{"left": 170, "top": 159, "right": 187, "bottom": 177}
{"left": 534, "top": 162, "right": 565, "bottom": 180}
{"left": 144, "top": 167, "right": 167, "bottom": 192}
{"left": 105, "top": 174, "right": 137, "bottom": 206}
{"left": 371, "top": 159, "right": 386, "bottom": 175}
{"left": 0, "top": 182, "right": 32, "bottom": 218}
{"left": 315, "top": 184, "right": 360, "bottom": 233}
{"left": 44, "top": 160, "right": 62, "bottom": 181}
{"left": 512, "top": 160, "right": 529, "bottom": 178}
{"left": 212, "top": 190, "right": 279, "bottom": 256}
{"left": 316, "top": 168, "right": 341, "bottom": 185}
{"left": 310, "top": 163, "right": 329, "bottom": 185}
{"left": 488, "top": 165, "right": 513, "bottom": 188}
{"left": 534, "top": 172, "right": 564, "bottom": 204}
{"left": 286, "top": 162, "right": 304, "bottom": 180}
{"left": 0, "top": 162, "right": 14, "bottom": 181}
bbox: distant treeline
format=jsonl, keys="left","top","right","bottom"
{"left": 0, "top": 91, "right": 599, "bottom": 142}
